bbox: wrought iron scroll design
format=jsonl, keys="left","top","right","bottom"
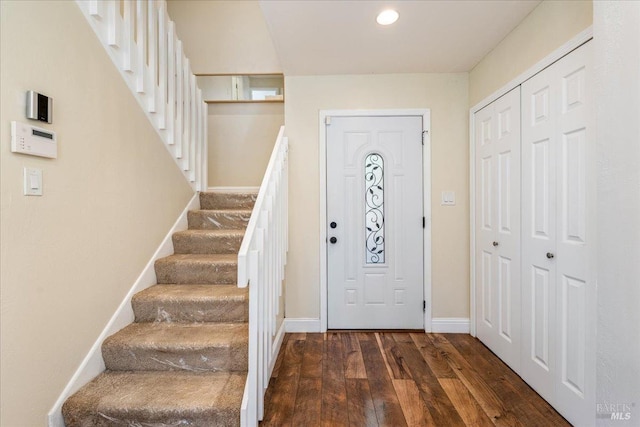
{"left": 365, "top": 153, "right": 385, "bottom": 264}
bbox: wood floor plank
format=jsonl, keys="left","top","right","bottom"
{"left": 392, "top": 379, "right": 436, "bottom": 426}
{"left": 345, "top": 379, "right": 378, "bottom": 427}
{"left": 392, "top": 332, "right": 414, "bottom": 343}
{"left": 377, "top": 333, "right": 413, "bottom": 379}
{"left": 395, "top": 340, "right": 466, "bottom": 427}
{"left": 261, "top": 339, "right": 305, "bottom": 426}
{"left": 292, "top": 378, "right": 322, "bottom": 427}
{"left": 439, "top": 378, "right": 495, "bottom": 427}
{"left": 342, "top": 333, "right": 367, "bottom": 379}
{"left": 446, "top": 334, "right": 565, "bottom": 427}
{"left": 321, "top": 336, "right": 349, "bottom": 427}
{"left": 288, "top": 332, "right": 307, "bottom": 341}
{"left": 449, "top": 334, "right": 571, "bottom": 426}
{"left": 427, "top": 334, "right": 522, "bottom": 426}
{"left": 261, "top": 332, "right": 571, "bottom": 427}
{"left": 359, "top": 338, "right": 408, "bottom": 427}
{"left": 410, "top": 333, "right": 458, "bottom": 378}
{"left": 301, "top": 333, "right": 324, "bottom": 378}
{"left": 270, "top": 333, "right": 290, "bottom": 378}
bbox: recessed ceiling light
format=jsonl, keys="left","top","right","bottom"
{"left": 376, "top": 9, "right": 399, "bottom": 26}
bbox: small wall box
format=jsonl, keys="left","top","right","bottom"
{"left": 11, "top": 121, "right": 57, "bottom": 159}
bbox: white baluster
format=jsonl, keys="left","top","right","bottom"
{"left": 122, "top": 0, "right": 135, "bottom": 72}
{"left": 166, "top": 21, "right": 176, "bottom": 146}
{"left": 135, "top": 0, "right": 147, "bottom": 94}
{"left": 175, "top": 40, "right": 183, "bottom": 159}
{"left": 189, "top": 73, "right": 197, "bottom": 181}
{"left": 147, "top": 0, "right": 157, "bottom": 113}
{"left": 88, "top": 0, "right": 103, "bottom": 19}
{"left": 106, "top": 0, "right": 120, "bottom": 47}
{"left": 182, "top": 58, "right": 190, "bottom": 171}
{"left": 157, "top": 2, "right": 168, "bottom": 129}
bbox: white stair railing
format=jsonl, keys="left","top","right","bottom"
{"left": 76, "top": 0, "right": 207, "bottom": 190}
{"left": 238, "top": 126, "right": 288, "bottom": 426}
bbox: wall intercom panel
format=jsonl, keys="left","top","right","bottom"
{"left": 11, "top": 121, "right": 57, "bottom": 159}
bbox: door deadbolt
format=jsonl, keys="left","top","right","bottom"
{"left": 330, "top": 222, "right": 337, "bottom": 229}
{"left": 330, "top": 237, "right": 337, "bottom": 244}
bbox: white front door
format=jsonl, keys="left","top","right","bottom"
{"left": 521, "top": 41, "right": 595, "bottom": 427}
{"left": 326, "top": 115, "right": 424, "bottom": 329}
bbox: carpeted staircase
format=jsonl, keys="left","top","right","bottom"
{"left": 62, "top": 192, "right": 256, "bottom": 426}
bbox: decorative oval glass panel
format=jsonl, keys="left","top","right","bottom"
{"left": 365, "top": 153, "right": 385, "bottom": 264}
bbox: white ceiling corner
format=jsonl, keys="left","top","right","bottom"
{"left": 259, "top": 0, "right": 542, "bottom": 75}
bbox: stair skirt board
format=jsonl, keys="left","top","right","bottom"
{"left": 47, "top": 193, "right": 200, "bottom": 427}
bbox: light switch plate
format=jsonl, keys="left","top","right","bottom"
{"left": 24, "top": 167, "right": 43, "bottom": 196}
{"left": 441, "top": 191, "right": 455, "bottom": 206}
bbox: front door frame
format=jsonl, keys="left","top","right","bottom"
{"left": 319, "top": 109, "right": 432, "bottom": 332}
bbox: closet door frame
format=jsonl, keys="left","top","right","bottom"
{"left": 469, "top": 27, "right": 593, "bottom": 337}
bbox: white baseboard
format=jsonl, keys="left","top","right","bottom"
{"left": 284, "top": 318, "right": 322, "bottom": 333}
{"left": 431, "top": 317, "right": 470, "bottom": 334}
{"left": 207, "top": 186, "right": 260, "bottom": 193}
{"left": 282, "top": 317, "right": 468, "bottom": 334}
{"left": 47, "top": 193, "right": 200, "bottom": 427}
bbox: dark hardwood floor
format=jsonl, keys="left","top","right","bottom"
{"left": 260, "top": 332, "right": 570, "bottom": 426}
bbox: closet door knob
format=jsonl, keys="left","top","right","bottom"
{"left": 330, "top": 237, "right": 337, "bottom": 244}
{"left": 546, "top": 252, "right": 555, "bottom": 259}
{"left": 492, "top": 241, "right": 499, "bottom": 247}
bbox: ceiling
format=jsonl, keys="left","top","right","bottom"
{"left": 259, "top": 0, "right": 541, "bottom": 75}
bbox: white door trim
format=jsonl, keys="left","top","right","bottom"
{"left": 319, "top": 109, "right": 431, "bottom": 332}
{"left": 469, "top": 27, "right": 593, "bottom": 336}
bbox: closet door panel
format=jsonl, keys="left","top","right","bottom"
{"left": 522, "top": 66, "right": 558, "bottom": 402}
{"left": 553, "top": 42, "right": 595, "bottom": 427}
{"left": 474, "top": 87, "right": 521, "bottom": 371}
{"left": 521, "top": 41, "right": 595, "bottom": 427}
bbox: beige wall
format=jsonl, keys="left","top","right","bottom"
{"left": 284, "top": 73, "right": 469, "bottom": 320}
{"left": 469, "top": 0, "right": 593, "bottom": 107}
{"left": 167, "top": 0, "right": 283, "bottom": 188}
{"left": 208, "top": 103, "right": 284, "bottom": 187}
{"left": 167, "top": 0, "right": 281, "bottom": 74}
{"left": 0, "top": 2, "right": 194, "bottom": 425}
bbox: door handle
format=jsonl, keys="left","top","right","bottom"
{"left": 330, "top": 222, "right": 337, "bottom": 229}
{"left": 330, "top": 237, "right": 337, "bottom": 244}
{"left": 546, "top": 252, "right": 555, "bottom": 259}
{"left": 492, "top": 241, "right": 499, "bottom": 247}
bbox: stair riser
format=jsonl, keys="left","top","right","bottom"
{"left": 63, "top": 412, "right": 239, "bottom": 427}
{"left": 133, "top": 300, "right": 248, "bottom": 323}
{"left": 172, "top": 233, "right": 243, "bottom": 254}
{"left": 188, "top": 211, "right": 251, "bottom": 230}
{"left": 200, "top": 193, "right": 257, "bottom": 210}
{"left": 102, "top": 344, "right": 248, "bottom": 372}
{"left": 155, "top": 261, "right": 237, "bottom": 284}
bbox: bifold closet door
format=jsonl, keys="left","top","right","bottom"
{"left": 474, "top": 87, "right": 521, "bottom": 371}
{"left": 521, "top": 42, "right": 595, "bottom": 427}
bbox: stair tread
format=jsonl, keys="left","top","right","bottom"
{"left": 134, "top": 284, "right": 247, "bottom": 302}
{"left": 104, "top": 322, "right": 247, "bottom": 349}
{"left": 62, "top": 371, "right": 245, "bottom": 425}
{"left": 174, "top": 229, "right": 245, "bottom": 236}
